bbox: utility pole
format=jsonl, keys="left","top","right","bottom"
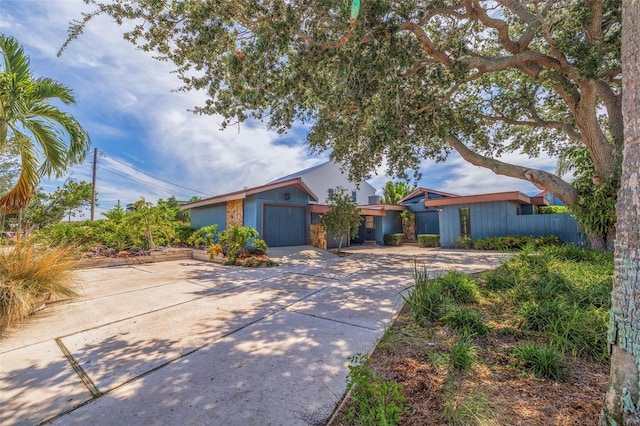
{"left": 91, "top": 148, "right": 97, "bottom": 220}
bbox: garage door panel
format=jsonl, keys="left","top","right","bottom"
{"left": 263, "top": 205, "right": 306, "bottom": 247}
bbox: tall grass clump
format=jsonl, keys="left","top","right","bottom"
{"left": 450, "top": 338, "right": 477, "bottom": 372}
{"left": 438, "top": 271, "right": 480, "bottom": 304}
{"left": 442, "top": 389, "right": 497, "bottom": 426}
{"left": 512, "top": 343, "right": 565, "bottom": 382}
{"left": 0, "top": 242, "right": 79, "bottom": 332}
{"left": 442, "top": 307, "right": 491, "bottom": 337}
{"left": 404, "top": 265, "right": 451, "bottom": 325}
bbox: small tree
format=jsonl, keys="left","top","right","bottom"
{"left": 322, "top": 187, "right": 362, "bottom": 255}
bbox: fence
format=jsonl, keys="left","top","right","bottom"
{"left": 505, "top": 214, "right": 587, "bottom": 246}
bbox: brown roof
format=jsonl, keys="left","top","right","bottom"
{"left": 181, "top": 177, "right": 319, "bottom": 209}
{"left": 423, "top": 191, "right": 536, "bottom": 207}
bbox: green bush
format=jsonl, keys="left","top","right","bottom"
{"left": 216, "top": 226, "right": 268, "bottom": 263}
{"left": 417, "top": 234, "right": 439, "bottom": 247}
{"left": 345, "top": 353, "right": 406, "bottom": 425}
{"left": 404, "top": 265, "right": 451, "bottom": 325}
{"left": 539, "top": 206, "right": 570, "bottom": 214}
{"left": 453, "top": 235, "right": 473, "bottom": 249}
{"left": 441, "top": 307, "right": 491, "bottom": 337}
{"left": 472, "top": 235, "right": 560, "bottom": 251}
{"left": 383, "top": 233, "right": 404, "bottom": 246}
{"left": 187, "top": 225, "right": 219, "bottom": 248}
{"left": 512, "top": 343, "right": 565, "bottom": 381}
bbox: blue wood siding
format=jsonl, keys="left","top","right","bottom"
{"left": 382, "top": 211, "right": 402, "bottom": 236}
{"left": 415, "top": 211, "right": 440, "bottom": 235}
{"left": 243, "top": 196, "right": 258, "bottom": 229}
{"left": 440, "top": 201, "right": 515, "bottom": 247}
{"left": 506, "top": 214, "right": 586, "bottom": 245}
{"left": 439, "top": 203, "right": 585, "bottom": 247}
{"left": 263, "top": 204, "right": 307, "bottom": 246}
{"left": 190, "top": 204, "right": 226, "bottom": 230}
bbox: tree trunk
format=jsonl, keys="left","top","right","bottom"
{"left": 601, "top": 1, "right": 640, "bottom": 423}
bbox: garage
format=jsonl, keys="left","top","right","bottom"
{"left": 262, "top": 204, "right": 307, "bottom": 247}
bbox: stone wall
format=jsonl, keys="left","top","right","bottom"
{"left": 310, "top": 224, "right": 327, "bottom": 250}
{"left": 226, "top": 199, "right": 244, "bottom": 227}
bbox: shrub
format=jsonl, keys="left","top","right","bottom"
{"left": 345, "top": 353, "right": 406, "bottom": 425}
{"left": 453, "top": 236, "right": 473, "bottom": 249}
{"left": 212, "top": 226, "right": 268, "bottom": 263}
{"left": 538, "top": 206, "right": 570, "bottom": 214}
{"left": 187, "top": 225, "right": 219, "bottom": 248}
{"left": 383, "top": 233, "right": 404, "bottom": 246}
{"left": 0, "top": 242, "right": 79, "bottom": 332}
{"left": 437, "top": 271, "right": 479, "bottom": 304}
{"left": 417, "top": 234, "right": 439, "bottom": 247}
{"left": 441, "top": 307, "right": 491, "bottom": 337}
{"left": 512, "top": 343, "right": 565, "bottom": 381}
{"left": 472, "top": 235, "right": 560, "bottom": 251}
{"left": 404, "top": 266, "right": 451, "bottom": 325}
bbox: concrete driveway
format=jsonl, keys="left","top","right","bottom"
{"left": 0, "top": 246, "right": 510, "bottom": 425}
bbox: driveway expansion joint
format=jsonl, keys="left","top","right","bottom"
{"left": 55, "top": 338, "right": 101, "bottom": 398}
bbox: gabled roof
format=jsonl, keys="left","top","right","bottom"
{"left": 398, "top": 187, "right": 459, "bottom": 205}
{"left": 423, "top": 191, "right": 548, "bottom": 207}
{"left": 269, "top": 161, "right": 331, "bottom": 184}
{"left": 181, "top": 177, "right": 318, "bottom": 209}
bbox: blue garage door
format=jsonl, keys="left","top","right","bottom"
{"left": 263, "top": 205, "right": 306, "bottom": 247}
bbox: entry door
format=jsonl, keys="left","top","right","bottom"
{"left": 365, "top": 215, "right": 376, "bottom": 241}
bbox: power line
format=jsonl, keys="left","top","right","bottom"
{"left": 99, "top": 166, "right": 196, "bottom": 200}
{"left": 99, "top": 151, "right": 214, "bottom": 196}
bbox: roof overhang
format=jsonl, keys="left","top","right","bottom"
{"left": 309, "top": 203, "right": 406, "bottom": 216}
{"left": 424, "top": 191, "right": 533, "bottom": 207}
{"left": 398, "top": 187, "right": 459, "bottom": 205}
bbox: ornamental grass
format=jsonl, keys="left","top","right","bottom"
{"left": 0, "top": 241, "right": 79, "bottom": 333}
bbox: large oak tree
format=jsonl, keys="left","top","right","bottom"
{"left": 67, "top": 1, "right": 621, "bottom": 249}
{"left": 600, "top": 0, "right": 640, "bottom": 423}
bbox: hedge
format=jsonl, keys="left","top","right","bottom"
{"left": 383, "top": 233, "right": 404, "bottom": 246}
{"left": 418, "top": 234, "right": 440, "bottom": 248}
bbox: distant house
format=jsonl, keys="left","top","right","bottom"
{"left": 270, "top": 161, "right": 377, "bottom": 205}
{"left": 182, "top": 161, "right": 403, "bottom": 248}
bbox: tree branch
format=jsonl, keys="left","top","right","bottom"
{"left": 446, "top": 135, "right": 578, "bottom": 205}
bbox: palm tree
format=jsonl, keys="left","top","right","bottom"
{"left": 0, "top": 35, "right": 90, "bottom": 212}
{"left": 381, "top": 181, "right": 414, "bottom": 204}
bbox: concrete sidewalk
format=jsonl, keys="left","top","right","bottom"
{"left": 0, "top": 247, "right": 510, "bottom": 425}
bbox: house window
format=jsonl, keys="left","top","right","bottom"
{"left": 352, "top": 191, "right": 357, "bottom": 202}
{"left": 459, "top": 208, "right": 471, "bottom": 237}
{"left": 365, "top": 216, "right": 375, "bottom": 229}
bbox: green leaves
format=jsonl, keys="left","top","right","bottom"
{"left": 0, "top": 35, "right": 90, "bottom": 211}
{"left": 321, "top": 186, "right": 362, "bottom": 253}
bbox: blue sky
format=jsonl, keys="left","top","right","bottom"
{"left": 0, "top": 1, "right": 555, "bottom": 218}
